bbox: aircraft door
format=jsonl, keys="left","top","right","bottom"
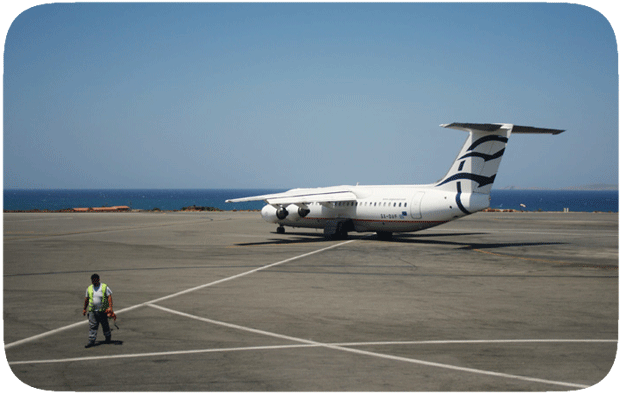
{"left": 409, "top": 192, "right": 424, "bottom": 219}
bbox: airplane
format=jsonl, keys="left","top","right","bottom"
{"left": 226, "top": 123, "right": 564, "bottom": 240}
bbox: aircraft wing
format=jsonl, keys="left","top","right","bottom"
{"left": 226, "top": 186, "right": 358, "bottom": 206}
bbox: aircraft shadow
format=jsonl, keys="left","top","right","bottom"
{"left": 390, "top": 233, "right": 566, "bottom": 250}
{"left": 234, "top": 231, "right": 328, "bottom": 246}
{"left": 396, "top": 232, "right": 486, "bottom": 239}
{"left": 235, "top": 231, "right": 566, "bottom": 250}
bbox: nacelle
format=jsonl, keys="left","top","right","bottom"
{"left": 261, "top": 204, "right": 310, "bottom": 223}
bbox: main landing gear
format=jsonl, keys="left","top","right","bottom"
{"left": 324, "top": 220, "right": 353, "bottom": 240}
{"left": 276, "top": 225, "right": 285, "bottom": 234}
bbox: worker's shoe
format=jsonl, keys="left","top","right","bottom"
{"left": 85, "top": 341, "right": 96, "bottom": 348}
{"left": 105, "top": 336, "right": 111, "bottom": 344}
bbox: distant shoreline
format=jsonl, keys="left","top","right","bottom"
{"left": 3, "top": 186, "right": 619, "bottom": 191}
{"left": 3, "top": 208, "right": 617, "bottom": 214}
{"left": 499, "top": 184, "right": 618, "bottom": 191}
{"left": 4, "top": 189, "right": 617, "bottom": 213}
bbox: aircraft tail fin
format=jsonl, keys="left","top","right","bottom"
{"left": 434, "top": 123, "right": 564, "bottom": 195}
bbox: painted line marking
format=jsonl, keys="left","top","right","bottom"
{"left": 337, "top": 339, "right": 617, "bottom": 346}
{"left": 144, "top": 304, "right": 593, "bottom": 389}
{"left": 10, "top": 339, "right": 614, "bottom": 366}
{"left": 8, "top": 344, "right": 317, "bottom": 365}
{"left": 4, "top": 239, "right": 356, "bottom": 349}
{"left": 9, "top": 304, "right": 611, "bottom": 389}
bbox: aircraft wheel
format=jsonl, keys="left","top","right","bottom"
{"left": 276, "top": 226, "right": 285, "bottom": 234}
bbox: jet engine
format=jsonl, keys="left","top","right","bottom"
{"left": 298, "top": 206, "right": 311, "bottom": 218}
{"left": 276, "top": 207, "right": 289, "bottom": 220}
{"left": 261, "top": 204, "right": 309, "bottom": 223}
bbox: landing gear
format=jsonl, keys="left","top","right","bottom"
{"left": 276, "top": 226, "right": 285, "bottom": 234}
{"left": 376, "top": 231, "right": 393, "bottom": 241}
{"left": 335, "top": 221, "right": 349, "bottom": 240}
{"left": 324, "top": 220, "right": 352, "bottom": 240}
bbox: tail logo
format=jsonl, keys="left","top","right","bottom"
{"left": 467, "top": 135, "right": 508, "bottom": 151}
{"left": 458, "top": 148, "right": 505, "bottom": 162}
{"left": 455, "top": 181, "right": 471, "bottom": 215}
{"left": 435, "top": 134, "right": 507, "bottom": 189}
{"left": 436, "top": 173, "right": 496, "bottom": 188}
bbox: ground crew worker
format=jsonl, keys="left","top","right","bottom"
{"left": 83, "top": 273, "right": 114, "bottom": 348}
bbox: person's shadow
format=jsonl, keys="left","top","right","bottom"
{"left": 87, "top": 340, "right": 124, "bottom": 347}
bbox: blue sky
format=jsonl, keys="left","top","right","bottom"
{"left": 3, "top": 2, "right": 618, "bottom": 190}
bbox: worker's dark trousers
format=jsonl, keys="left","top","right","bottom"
{"left": 88, "top": 311, "right": 111, "bottom": 343}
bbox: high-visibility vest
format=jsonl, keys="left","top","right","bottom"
{"left": 87, "top": 283, "right": 109, "bottom": 312}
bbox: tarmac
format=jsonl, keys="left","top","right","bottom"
{"left": 3, "top": 210, "right": 618, "bottom": 391}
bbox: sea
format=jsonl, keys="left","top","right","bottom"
{"left": 2, "top": 189, "right": 618, "bottom": 213}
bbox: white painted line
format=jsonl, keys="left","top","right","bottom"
{"left": 9, "top": 302, "right": 610, "bottom": 391}
{"left": 148, "top": 304, "right": 592, "bottom": 389}
{"left": 336, "top": 339, "right": 617, "bottom": 346}
{"left": 8, "top": 344, "right": 316, "bottom": 365}
{"left": 145, "top": 239, "right": 357, "bottom": 306}
{"left": 11, "top": 339, "right": 614, "bottom": 367}
{"left": 9, "top": 339, "right": 618, "bottom": 365}
{"left": 3, "top": 320, "right": 91, "bottom": 350}
{"left": 4, "top": 239, "right": 356, "bottom": 349}
{"left": 148, "top": 304, "right": 319, "bottom": 345}
{"left": 325, "top": 343, "right": 590, "bottom": 389}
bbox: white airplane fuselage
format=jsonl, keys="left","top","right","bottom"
{"left": 260, "top": 185, "right": 490, "bottom": 234}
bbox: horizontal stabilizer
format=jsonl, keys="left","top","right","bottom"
{"left": 511, "top": 125, "right": 565, "bottom": 135}
{"left": 441, "top": 123, "right": 564, "bottom": 135}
